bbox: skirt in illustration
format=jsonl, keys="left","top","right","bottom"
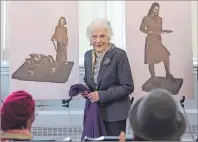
{"left": 56, "top": 42, "right": 67, "bottom": 63}
{"left": 144, "top": 35, "right": 170, "bottom": 64}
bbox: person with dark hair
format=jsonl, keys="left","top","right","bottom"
{"left": 51, "top": 16, "right": 68, "bottom": 63}
{"left": 140, "top": 2, "right": 175, "bottom": 86}
{"left": 1, "top": 90, "right": 35, "bottom": 141}
{"left": 119, "top": 89, "right": 186, "bottom": 141}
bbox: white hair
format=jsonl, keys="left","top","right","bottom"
{"left": 86, "top": 18, "right": 113, "bottom": 40}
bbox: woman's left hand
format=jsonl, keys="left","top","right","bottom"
{"left": 64, "top": 41, "right": 68, "bottom": 46}
{"left": 87, "top": 91, "right": 99, "bottom": 102}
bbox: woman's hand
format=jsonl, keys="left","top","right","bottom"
{"left": 51, "top": 37, "right": 54, "bottom": 41}
{"left": 64, "top": 41, "right": 68, "bottom": 46}
{"left": 148, "top": 31, "right": 154, "bottom": 35}
{"left": 87, "top": 91, "right": 99, "bottom": 102}
{"left": 119, "top": 131, "right": 126, "bottom": 142}
{"left": 149, "top": 31, "right": 163, "bottom": 35}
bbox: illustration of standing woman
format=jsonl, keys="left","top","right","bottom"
{"left": 140, "top": 2, "right": 175, "bottom": 86}
{"left": 51, "top": 16, "right": 68, "bottom": 64}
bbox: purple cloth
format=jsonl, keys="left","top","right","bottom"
{"left": 69, "top": 84, "right": 107, "bottom": 141}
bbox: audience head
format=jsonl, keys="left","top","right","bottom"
{"left": 86, "top": 18, "right": 113, "bottom": 52}
{"left": 1, "top": 90, "right": 35, "bottom": 131}
{"left": 129, "top": 89, "right": 186, "bottom": 141}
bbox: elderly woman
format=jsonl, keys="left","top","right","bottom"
{"left": 1, "top": 90, "right": 35, "bottom": 141}
{"left": 83, "top": 18, "right": 134, "bottom": 136}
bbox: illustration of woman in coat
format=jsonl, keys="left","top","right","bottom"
{"left": 140, "top": 2, "right": 175, "bottom": 85}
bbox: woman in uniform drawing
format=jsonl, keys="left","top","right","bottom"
{"left": 140, "top": 2, "right": 175, "bottom": 85}
{"left": 51, "top": 16, "right": 68, "bottom": 63}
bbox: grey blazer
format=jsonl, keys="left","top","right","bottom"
{"left": 84, "top": 46, "right": 134, "bottom": 122}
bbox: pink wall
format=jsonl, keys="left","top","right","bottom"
{"left": 125, "top": 1, "right": 194, "bottom": 100}
{"left": 9, "top": 1, "right": 79, "bottom": 99}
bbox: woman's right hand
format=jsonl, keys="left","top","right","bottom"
{"left": 119, "top": 131, "right": 126, "bottom": 142}
{"left": 148, "top": 31, "right": 154, "bottom": 35}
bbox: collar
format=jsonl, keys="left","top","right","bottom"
{"left": 91, "top": 43, "right": 115, "bottom": 73}
{"left": 1, "top": 129, "right": 32, "bottom": 141}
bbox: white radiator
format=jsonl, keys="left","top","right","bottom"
{"left": 32, "top": 110, "right": 197, "bottom": 141}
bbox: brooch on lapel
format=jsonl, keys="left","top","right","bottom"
{"left": 103, "top": 58, "right": 111, "bottom": 66}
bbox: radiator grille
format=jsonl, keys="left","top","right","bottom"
{"left": 32, "top": 126, "right": 82, "bottom": 139}
{"left": 31, "top": 124, "right": 197, "bottom": 140}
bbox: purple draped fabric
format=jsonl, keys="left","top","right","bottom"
{"left": 69, "top": 84, "right": 107, "bottom": 141}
